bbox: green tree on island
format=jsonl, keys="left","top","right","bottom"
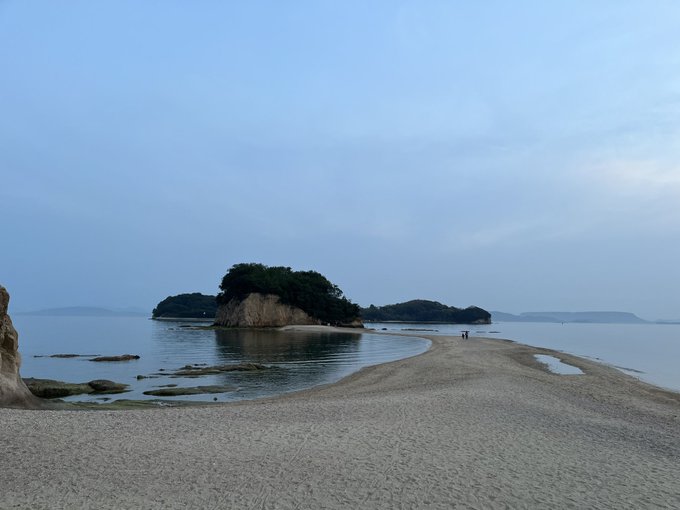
{"left": 217, "top": 263, "right": 361, "bottom": 324}
{"left": 152, "top": 293, "right": 217, "bottom": 319}
{"left": 362, "top": 300, "right": 491, "bottom": 324}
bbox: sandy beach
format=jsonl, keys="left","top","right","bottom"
{"left": 1, "top": 332, "right": 679, "bottom": 509}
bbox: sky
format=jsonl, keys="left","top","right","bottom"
{"left": 1, "top": 1, "right": 679, "bottom": 320}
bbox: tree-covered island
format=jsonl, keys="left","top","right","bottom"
{"left": 152, "top": 267, "right": 491, "bottom": 326}
{"left": 215, "top": 263, "right": 362, "bottom": 326}
{"left": 152, "top": 293, "right": 217, "bottom": 319}
{"left": 362, "top": 300, "right": 491, "bottom": 324}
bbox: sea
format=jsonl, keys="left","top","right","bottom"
{"left": 371, "top": 321, "right": 680, "bottom": 393}
{"left": 12, "top": 316, "right": 680, "bottom": 404}
{"left": 12, "top": 315, "right": 431, "bottom": 404}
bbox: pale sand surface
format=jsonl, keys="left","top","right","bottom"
{"left": 1, "top": 332, "right": 679, "bottom": 509}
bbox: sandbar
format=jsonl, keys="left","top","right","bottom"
{"left": 1, "top": 332, "right": 678, "bottom": 509}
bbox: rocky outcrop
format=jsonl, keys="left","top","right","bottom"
{"left": 215, "top": 293, "right": 321, "bottom": 327}
{"left": 337, "top": 318, "right": 365, "bottom": 328}
{"left": 0, "top": 285, "right": 38, "bottom": 407}
{"left": 172, "top": 362, "right": 268, "bottom": 376}
{"left": 142, "top": 385, "right": 235, "bottom": 397}
{"left": 90, "top": 354, "right": 140, "bottom": 362}
{"left": 23, "top": 378, "right": 129, "bottom": 398}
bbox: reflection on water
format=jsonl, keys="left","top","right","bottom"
{"left": 214, "top": 329, "right": 361, "bottom": 362}
{"left": 15, "top": 316, "right": 430, "bottom": 403}
{"left": 210, "top": 329, "right": 365, "bottom": 399}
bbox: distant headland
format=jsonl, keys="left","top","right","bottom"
{"left": 16, "top": 306, "right": 147, "bottom": 317}
{"left": 491, "top": 311, "right": 651, "bottom": 324}
{"left": 362, "top": 300, "right": 491, "bottom": 324}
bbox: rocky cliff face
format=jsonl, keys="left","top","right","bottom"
{"left": 0, "top": 285, "right": 37, "bottom": 408}
{"left": 215, "top": 293, "right": 321, "bottom": 327}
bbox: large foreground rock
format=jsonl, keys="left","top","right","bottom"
{"left": 215, "top": 293, "right": 320, "bottom": 327}
{"left": 0, "top": 286, "right": 37, "bottom": 408}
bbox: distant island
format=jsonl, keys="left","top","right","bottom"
{"left": 362, "top": 300, "right": 491, "bottom": 324}
{"left": 152, "top": 293, "right": 217, "bottom": 319}
{"left": 16, "top": 306, "right": 147, "bottom": 317}
{"left": 215, "top": 263, "right": 362, "bottom": 327}
{"left": 491, "top": 311, "right": 649, "bottom": 324}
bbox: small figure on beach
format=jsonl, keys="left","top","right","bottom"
{"left": 461, "top": 330, "right": 469, "bottom": 339}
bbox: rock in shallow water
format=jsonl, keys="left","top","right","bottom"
{"left": 142, "top": 385, "right": 235, "bottom": 397}
{"left": 52, "top": 353, "right": 101, "bottom": 358}
{"left": 172, "top": 362, "right": 268, "bottom": 377}
{"left": 23, "top": 378, "right": 130, "bottom": 398}
{"left": 90, "top": 354, "right": 140, "bottom": 362}
{"left": 87, "top": 379, "right": 129, "bottom": 393}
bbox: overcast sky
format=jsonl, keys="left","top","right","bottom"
{"left": 1, "top": 1, "right": 679, "bottom": 320}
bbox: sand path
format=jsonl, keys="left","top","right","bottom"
{"left": 1, "top": 335, "right": 679, "bottom": 509}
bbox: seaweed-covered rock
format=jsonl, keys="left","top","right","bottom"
{"left": 90, "top": 354, "right": 140, "bottom": 362}
{"left": 23, "top": 378, "right": 130, "bottom": 398}
{"left": 87, "top": 379, "right": 128, "bottom": 393}
{"left": 23, "top": 378, "right": 93, "bottom": 398}
{"left": 172, "top": 362, "right": 268, "bottom": 377}
{"left": 143, "top": 385, "right": 235, "bottom": 397}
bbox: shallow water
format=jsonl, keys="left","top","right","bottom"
{"left": 534, "top": 355, "right": 584, "bottom": 375}
{"left": 13, "top": 316, "right": 430, "bottom": 403}
{"left": 370, "top": 321, "right": 680, "bottom": 392}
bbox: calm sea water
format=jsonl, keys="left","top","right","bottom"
{"left": 12, "top": 316, "right": 430, "bottom": 403}
{"left": 371, "top": 321, "right": 680, "bottom": 392}
{"left": 13, "top": 316, "right": 680, "bottom": 402}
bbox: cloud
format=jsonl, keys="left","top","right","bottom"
{"left": 597, "top": 160, "right": 680, "bottom": 193}
{"left": 566, "top": 157, "right": 680, "bottom": 237}
{"left": 454, "top": 219, "right": 546, "bottom": 249}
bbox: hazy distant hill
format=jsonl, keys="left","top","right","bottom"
{"left": 491, "top": 311, "right": 648, "bottom": 324}
{"left": 490, "top": 311, "right": 556, "bottom": 323}
{"left": 16, "top": 306, "right": 147, "bottom": 317}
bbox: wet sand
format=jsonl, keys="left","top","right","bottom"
{"left": 1, "top": 333, "right": 679, "bottom": 509}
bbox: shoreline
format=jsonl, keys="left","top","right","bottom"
{"left": 1, "top": 333, "right": 679, "bottom": 508}
{"left": 282, "top": 331, "right": 680, "bottom": 406}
